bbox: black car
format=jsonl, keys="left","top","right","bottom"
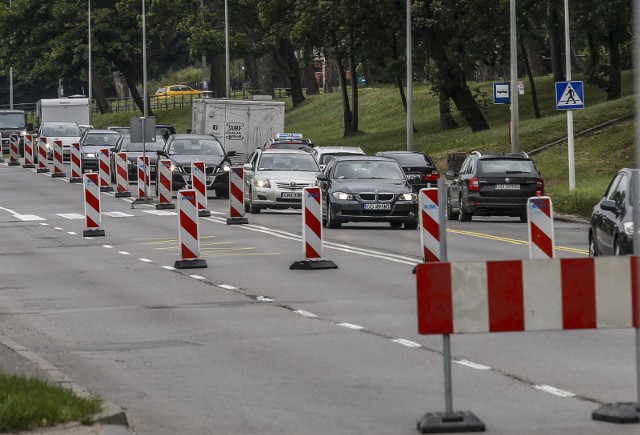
{"left": 110, "top": 134, "right": 166, "bottom": 183}
{"left": 445, "top": 151, "right": 544, "bottom": 222}
{"left": 589, "top": 168, "right": 634, "bottom": 256}
{"left": 262, "top": 133, "right": 314, "bottom": 152}
{"left": 375, "top": 151, "right": 439, "bottom": 191}
{"left": 79, "top": 129, "right": 121, "bottom": 173}
{"left": 108, "top": 124, "right": 176, "bottom": 141}
{"left": 155, "top": 134, "right": 235, "bottom": 198}
{"left": 316, "top": 156, "right": 419, "bottom": 229}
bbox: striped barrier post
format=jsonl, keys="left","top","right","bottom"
{"left": 226, "top": 166, "right": 248, "bottom": 224}
{"left": 8, "top": 134, "right": 20, "bottom": 166}
{"left": 98, "top": 148, "right": 113, "bottom": 191}
{"left": 68, "top": 143, "right": 83, "bottom": 183}
{"left": 527, "top": 196, "right": 555, "bottom": 259}
{"left": 22, "top": 135, "right": 35, "bottom": 169}
{"left": 51, "top": 140, "right": 66, "bottom": 178}
{"left": 290, "top": 186, "right": 337, "bottom": 270}
{"left": 174, "top": 189, "right": 207, "bottom": 269}
{"left": 135, "top": 155, "right": 151, "bottom": 201}
{"left": 156, "top": 159, "right": 175, "bottom": 209}
{"left": 191, "top": 161, "right": 211, "bottom": 217}
{"left": 419, "top": 187, "right": 442, "bottom": 262}
{"left": 114, "top": 152, "right": 131, "bottom": 197}
{"left": 82, "top": 172, "right": 105, "bottom": 237}
{"left": 36, "top": 137, "right": 49, "bottom": 173}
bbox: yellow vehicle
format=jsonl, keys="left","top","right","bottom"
{"left": 155, "top": 85, "right": 201, "bottom": 99}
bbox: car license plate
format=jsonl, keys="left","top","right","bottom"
{"left": 408, "top": 174, "right": 421, "bottom": 181}
{"left": 495, "top": 184, "right": 520, "bottom": 190}
{"left": 206, "top": 176, "right": 214, "bottom": 183}
{"left": 364, "top": 203, "right": 391, "bottom": 210}
{"left": 281, "top": 192, "right": 302, "bottom": 199}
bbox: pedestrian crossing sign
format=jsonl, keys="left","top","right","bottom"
{"left": 555, "top": 81, "right": 584, "bottom": 110}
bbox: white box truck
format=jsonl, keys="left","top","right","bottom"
{"left": 192, "top": 98, "right": 285, "bottom": 162}
{"left": 36, "top": 98, "right": 91, "bottom": 126}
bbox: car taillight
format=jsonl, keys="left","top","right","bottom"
{"left": 536, "top": 178, "right": 544, "bottom": 196}
{"left": 468, "top": 177, "right": 479, "bottom": 192}
{"left": 424, "top": 171, "right": 439, "bottom": 182}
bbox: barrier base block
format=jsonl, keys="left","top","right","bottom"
{"left": 290, "top": 259, "right": 338, "bottom": 270}
{"left": 156, "top": 202, "right": 175, "bottom": 210}
{"left": 36, "top": 168, "right": 50, "bottom": 173}
{"left": 417, "top": 411, "right": 485, "bottom": 433}
{"left": 8, "top": 161, "right": 20, "bottom": 166}
{"left": 592, "top": 403, "right": 640, "bottom": 424}
{"left": 51, "top": 172, "right": 66, "bottom": 178}
{"left": 198, "top": 209, "right": 211, "bottom": 217}
{"left": 115, "top": 191, "right": 132, "bottom": 198}
{"left": 22, "top": 164, "right": 35, "bottom": 169}
{"left": 83, "top": 229, "right": 105, "bottom": 237}
{"left": 133, "top": 197, "right": 154, "bottom": 204}
{"left": 226, "top": 216, "right": 248, "bottom": 225}
{"left": 174, "top": 259, "right": 207, "bottom": 269}
{"left": 68, "top": 177, "right": 83, "bottom": 183}
{"left": 0, "top": 157, "right": 4, "bottom": 163}
{"left": 100, "top": 186, "right": 114, "bottom": 192}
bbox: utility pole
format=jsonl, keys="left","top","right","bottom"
{"left": 510, "top": 0, "right": 519, "bottom": 153}
{"left": 564, "top": 0, "right": 575, "bottom": 191}
{"left": 406, "top": 0, "right": 413, "bottom": 151}
{"left": 9, "top": 0, "right": 13, "bottom": 109}
{"left": 88, "top": 0, "right": 92, "bottom": 124}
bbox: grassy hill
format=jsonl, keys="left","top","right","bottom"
{"left": 91, "top": 71, "right": 635, "bottom": 218}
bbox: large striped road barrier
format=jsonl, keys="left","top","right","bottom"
{"left": 51, "top": 140, "right": 66, "bottom": 178}
{"left": 191, "top": 161, "right": 211, "bottom": 217}
{"left": 416, "top": 256, "right": 640, "bottom": 430}
{"left": 528, "top": 196, "right": 555, "bottom": 259}
{"left": 174, "top": 189, "right": 207, "bottom": 269}
{"left": 98, "top": 148, "right": 113, "bottom": 191}
{"left": 156, "top": 159, "right": 174, "bottom": 209}
{"left": 226, "top": 166, "right": 248, "bottom": 224}
{"left": 68, "top": 143, "right": 82, "bottom": 183}
{"left": 36, "top": 137, "right": 49, "bottom": 173}
{"left": 22, "top": 135, "right": 35, "bottom": 169}
{"left": 82, "top": 172, "right": 105, "bottom": 237}
{"left": 114, "top": 152, "right": 131, "bottom": 198}
{"left": 290, "top": 187, "right": 337, "bottom": 270}
{"left": 8, "top": 134, "right": 20, "bottom": 166}
{"left": 134, "top": 155, "right": 152, "bottom": 204}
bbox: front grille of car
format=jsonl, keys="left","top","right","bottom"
{"left": 275, "top": 182, "right": 309, "bottom": 190}
{"left": 359, "top": 192, "right": 394, "bottom": 201}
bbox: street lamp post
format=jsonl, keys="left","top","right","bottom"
{"left": 225, "top": 0, "right": 230, "bottom": 98}
{"left": 510, "top": 0, "right": 519, "bottom": 153}
{"left": 406, "top": 0, "right": 413, "bottom": 151}
{"left": 564, "top": 0, "right": 575, "bottom": 191}
{"left": 9, "top": 0, "right": 13, "bottom": 109}
{"left": 88, "top": 0, "right": 92, "bottom": 124}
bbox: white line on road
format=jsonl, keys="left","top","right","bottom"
{"left": 217, "top": 284, "right": 237, "bottom": 290}
{"left": 53, "top": 227, "right": 63, "bottom": 231}
{"left": 391, "top": 338, "right": 422, "bottom": 348}
{"left": 533, "top": 385, "right": 576, "bottom": 398}
{"left": 338, "top": 323, "right": 364, "bottom": 330}
{"left": 102, "top": 245, "right": 113, "bottom": 249}
{"left": 118, "top": 251, "right": 131, "bottom": 255}
{"left": 190, "top": 275, "right": 206, "bottom": 280}
{"left": 40, "top": 223, "right": 48, "bottom": 226}
{"left": 103, "top": 211, "right": 135, "bottom": 218}
{"left": 57, "top": 213, "right": 85, "bottom": 220}
{"left": 15, "top": 214, "right": 46, "bottom": 221}
{"left": 256, "top": 296, "right": 274, "bottom": 302}
{"left": 454, "top": 359, "right": 492, "bottom": 370}
{"left": 162, "top": 265, "right": 176, "bottom": 271}
{"left": 139, "top": 258, "right": 153, "bottom": 263}
{"left": 143, "top": 210, "right": 177, "bottom": 216}
{"left": 67, "top": 232, "right": 76, "bottom": 235}
{"left": 295, "top": 310, "right": 317, "bottom": 318}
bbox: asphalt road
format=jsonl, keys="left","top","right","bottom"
{"left": 0, "top": 162, "right": 637, "bottom": 435}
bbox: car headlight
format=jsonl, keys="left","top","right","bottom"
{"left": 624, "top": 221, "right": 634, "bottom": 236}
{"left": 254, "top": 179, "right": 271, "bottom": 188}
{"left": 45, "top": 143, "right": 53, "bottom": 150}
{"left": 82, "top": 153, "right": 96, "bottom": 158}
{"left": 332, "top": 191, "right": 355, "bottom": 201}
{"left": 20, "top": 130, "right": 27, "bottom": 136}
{"left": 223, "top": 164, "right": 231, "bottom": 172}
{"left": 170, "top": 164, "right": 177, "bottom": 171}
{"left": 399, "top": 192, "right": 417, "bottom": 201}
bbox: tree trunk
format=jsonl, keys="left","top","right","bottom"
{"left": 587, "top": 31, "right": 600, "bottom": 66}
{"left": 276, "top": 41, "right": 305, "bottom": 107}
{"left": 439, "top": 92, "right": 459, "bottom": 130}
{"left": 211, "top": 52, "right": 227, "bottom": 98}
{"left": 303, "top": 46, "right": 319, "bottom": 95}
{"left": 523, "top": 26, "right": 547, "bottom": 76}
{"left": 243, "top": 55, "right": 258, "bottom": 90}
{"left": 349, "top": 53, "right": 359, "bottom": 134}
{"left": 336, "top": 56, "right": 354, "bottom": 137}
{"left": 256, "top": 53, "right": 274, "bottom": 96}
{"left": 112, "top": 71, "right": 129, "bottom": 98}
{"left": 91, "top": 68, "right": 112, "bottom": 115}
{"left": 520, "top": 37, "right": 541, "bottom": 118}
{"left": 123, "top": 71, "right": 152, "bottom": 116}
{"left": 548, "top": 1, "right": 565, "bottom": 81}
{"left": 607, "top": 37, "right": 622, "bottom": 100}
{"left": 323, "top": 49, "right": 339, "bottom": 94}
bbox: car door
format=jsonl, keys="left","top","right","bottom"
{"left": 597, "top": 172, "right": 625, "bottom": 255}
{"left": 243, "top": 151, "right": 259, "bottom": 200}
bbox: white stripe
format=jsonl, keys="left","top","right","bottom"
{"left": 454, "top": 359, "right": 492, "bottom": 370}
{"left": 190, "top": 274, "right": 206, "bottom": 280}
{"left": 162, "top": 265, "right": 176, "bottom": 271}
{"left": 143, "top": 210, "right": 177, "bottom": 216}
{"left": 103, "top": 211, "right": 134, "bottom": 218}
{"left": 40, "top": 223, "right": 49, "bottom": 226}
{"left": 596, "top": 256, "right": 633, "bottom": 328}
{"left": 338, "top": 323, "right": 364, "bottom": 330}
{"left": 533, "top": 384, "right": 576, "bottom": 398}
{"left": 256, "top": 296, "right": 274, "bottom": 302}
{"left": 57, "top": 213, "right": 85, "bottom": 220}
{"left": 528, "top": 197, "right": 555, "bottom": 259}
{"left": 102, "top": 245, "right": 113, "bottom": 248}
{"left": 391, "top": 338, "right": 422, "bottom": 348}
{"left": 84, "top": 236, "right": 94, "bottom": 239}
{"left": 118, "top": 251, "right": 130, "bottom": 255}
{"left": 451, "top": 262, "right": 488, "bottom": 333}
{"left": 53, "top": 227, "right": 63, "bottom": 231}
{"left": 67, "top": 231, "right": 76, "bottom": 235}
{"left": 217, "top": 284, "right": 237, "bottom": 290}
{"left": 523, "top": 260, "right": 563, "bottom": 331}
{"left": 421, "top": 230, "right": 440, "bottom": 260}
{"left": 14, "top": 214, "right": 45, "bottom": 221}
{"left": 139, "top": 258, "right": 153, "bottom": 263}
{"left": 295, "top": 310, "right": 317, "bottom": 318}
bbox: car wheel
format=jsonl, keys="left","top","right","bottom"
{"left": 390, "top": 221, "right": 403, "bottom": 228}
{"left": 326, "top": 203, "right": 341, "bottom": 229}
{"left": 613, "top": 237, "right": 621, "bottom": 256}
{"left": 249, "top": 194, "right": 261, "bottom": 214}
{"left": 216, "top": 189, "right": 229, "bottom": 199}
{"left": 404, "top": 221, "right": 418, "bottom": 230}
{"left": 446, "top": 196, "right": 459, "bottom": 220}
{"left": 458, "top": 196, "right": 472, "bottom": 222}
{"left": 519, "top": 213, "right": 528, "bottom": 223}
{"left": 588, "top": 231, "right": 599, "bottom": 257}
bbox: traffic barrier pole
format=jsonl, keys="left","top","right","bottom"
{"left": 191, "top": 161, "right": 211, "bottom": 217}
{"left": 114, "top": 152, "right": 131, "bottom": 197}
{"left": 527, "top": 196, "right": 555, "bottom": 259}
{"left": 290, "top": 187, "right": 337, "bottom": 270}
{"left": 36, "top": 137, "right": 49, "bottom": 173}
{"left": 82, "top": 172, "right": 105, "bottom": 237}
{"left": 156, "top": 159, "right": 175, "bottom": 209}
{"left": 51, "top": 140, "right": 66, "bottom": 178}
{"left": 22, "top": 134, "right": 35, "bottom": 168}
{"left": 98, "top": 148, "right": 113, "bottom": 191}
{"left": 68, "top": 143, "right": 83, "bottom": 183}
{"left": 134, "top": 155, "right": 152, "bottom": 203}
{"left": 419, "top": 187, "right": 441, "bottom": 262}
{"left": 226, "top": 166, "right": 248, "bottom": 224}
{"left": 8, "top": 134, "right": 20, "bottom": 166}
{"left": 174, "top": 189, "right": 207, "bottom": 269}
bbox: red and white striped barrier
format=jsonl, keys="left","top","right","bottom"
{"left": 156, "top": 159, "right": 175, "bottom": 209}
{"left": 51, "top": 140, "right": 66, "bottom": 178}
{"left": 136, "top": 155, "right": 150, "bottom": 200}
{"left": 191, "top": 161, "right": 211, "bottom": 217}
{"left": 416, "top": 256, "right": 640, "bottom": 335}
{"left": 22, "top": 135, "right": 35, "bottom": 168}
{"left": 82, "top": 172, "right": 105, "bottom": 237}
{"left": 226, "top": 166, "right": 248, "bottom": 224}
{"left": 114, "top": 152, "right": 131, "bottom": 197}
{"left": 419, "top": 188, "right": 441, "bottom": 262}
{"left": 98, "top": 148, "right": 112, "bottom": 191}
{"left": 175, "top": 189, "right": 207, "bottom": 269}
{"left": 36, "top": 137, "right": 49, "bottom": 173}
{"left": 290, "top": 187, "right": 337, "bottom": 270}
{"left": 527, "top": 196, "right": 555, "bottom": 259}
{"left": 68, "top": 143, "right": 82, "bottom": 183}
{"left": 8, "top": 134, "right": 20, "bottom": 166}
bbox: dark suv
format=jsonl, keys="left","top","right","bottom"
{"left": 445, "top": 151, "right": 544, "bottom": 222}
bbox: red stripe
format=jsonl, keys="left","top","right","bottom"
{"left": 86, "top": 216, "right": 99, "bottom": 228}
{"left": 423, "top": 246, "right": 438, "bottom": 262}
{"left": 487, "top": 260, "right": 525, "bottom": 332}
{"left": 632, "top": 256, "right": 640, "bottom": 328}
{"left": 180, "top": 210, "right": 198, "bottom": 240}
{"left": 193, "top": 177, "right": 205, "bottom": 194}
{"left": 230, "top": 207, "right": 241, "bottom": 218}
{"left": 230, "top": 182, "right": 243, "bottom": 201}
{"left": 161, "top": 173, "right": 171, "bottom": 190}
{"left": 425, "top": 188, "right": 438, "bottom": 204}
{"left": 85, "top": 190, "right": 100, "bottom": 213}
{"left": 421, "top": 209, "right": 439, "bottom": 241}
{"left": 181, "top": 244, "right": 197, "bottom": 259}
{"left": 532, "top": 197, "right": 552, "bottom": 218}
{"left": 305, "top": 208, "right": 322, "bottom": 238}
{"left": 416, "top": 262, "right": 453, "bottom": 334}
{"left": 561, "top": 258, "right": 596, "bottom": 329}
{"left": 530, "top": 222, "right": 553, "bottom": 257}
{"left": 305, "top": 243, "right": 320, "bottom": 259}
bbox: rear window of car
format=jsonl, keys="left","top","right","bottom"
{"left": 83, "top": 132, "right": 121, "bottom": 146}
{"left": 42, "top": 124, "right": 81, "bottom": 137}
{"left": 479, "top": 159, "right": 536, "bottom": 175}
{"left": 387, "top": 153, "right": 434, "bottom": 166}
{"left": 267, "top": 142, "right": 312, "bottom": 151}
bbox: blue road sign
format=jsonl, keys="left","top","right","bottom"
{"left": 493, "top": 82, "right": 510, "bottom": 104}
{"left": 555, "top": 81, "right": 584, "bottom": 110}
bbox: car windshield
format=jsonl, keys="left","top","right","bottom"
{"left": 0, "top": 113, "right": 26, "bottom": 129}
{"left": 321, "top": 152, "right": 363, "bottom": 165}
{"left": 42, "top": 124, "right": 80, "bottom": 137}
{"left": 268, "top": 142, "right": 312, "bottom": 151}
{"left": 387, "top": 153, "right": 433, "bottom": 167}
{"left": 334, "top": 160, "right": 405, "bottom": 180}
{"left": 480, "top": 159, "right": 535, "bottom": 174}
{"left": 169, "top": 138, "right": 224, "bottom": 156}
{"left": 258, "top": 153, "right": 319, "bottom": 172}
{"left": 82, "top": 132, "right": 120, "bottom": 146}
{"left": 119, "top": 135, "right": 166, "bottom": 152}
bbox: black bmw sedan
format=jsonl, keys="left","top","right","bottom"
{"left": 589, "top": 168, "right": 634, "bottom": 256}
{"left": 375, "top": 150, "right": 439, "bottom": 191}
{"left": 316, "top": 156, "right": 419, "bottom": 229}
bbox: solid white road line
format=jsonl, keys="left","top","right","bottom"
{"left": 338, "top": 323, "right": 364, "bottom": 330}
{"left": 190, "top": 275, "right": 206, "bottom": 280}
{"left": 217, "top": 284, "right": 237, "bottom": 290}
{"left": 454, "top": 359, "right": 492, "bottom": 370}
{"left": 295, "top": 310, "right": 317, "bottom": 318}
{"left": 533, "top": 384, "right": 576, "bottom": 398}
{"left": 391, "top": 338, "right": 422, "bottom": 348}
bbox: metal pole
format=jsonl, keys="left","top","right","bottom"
{"left": 633, "top": 0, "right": 640, "bottom": 406}
{"left": 9, "top": 0, "right": 13, "bottom": 109}
{"left": 564, "top": 0, "right": 575, "bottom": 191}
{"left": 88, "top": 0, "right": 92, "bottom": 125}
{"left": 142, "top": 0, "right": 148, "bottom": 198}
{"left": 201, "top": 0, "right": 207, "bottom": 90}
{"left": 510, "top": 0, "right": 519, "bottom": 153}
{"left": 406, "top": 0, "right": 413, "bottom": 151}
{"left": 225, "top": 0, "right": 230, "bottom": 98}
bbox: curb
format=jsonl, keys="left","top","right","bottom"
{"left": 0, "top": 333, "right": 129, "bottom": 428}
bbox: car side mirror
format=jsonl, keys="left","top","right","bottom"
{"left": 156, "top": 150, "right": 165, "bottom": 156}
{"left": 600, "top": 199, "right": 618, "bottom": 212}
{"left": 445, "top": 169, "right": 456, "bottom": 179}
{"left": 243, "top": 163, "right": 253, "bottom": 171}
{"left": 319, "top": 164, "right": 326, "bottom": 171}
{"left": 110, "top": 147, "right": 117, "bottom": 152}
{"left": 317, "top": 173, "right": 329, "bottom": 182}
{"left": 226, "top": 150, "right": 237, "bottom": 157}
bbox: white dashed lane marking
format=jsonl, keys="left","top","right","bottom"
{"left": 533, "top": 385, "right": 576, "bottom": 398}
{"left": 338, "top": 323, "right": 364, "bottom": 330}
{"left": 162, "top": 266, "right": 176, "bottom": 271}
{"left": 217, "top": 284, "right": 237, "bottom": 290}
{"left": 139, "top": 258, "right": 153, "bottom": 263}
{"left": 57, "top": 213, "right": 84, "bottom": 220}
{"left": 454, "top": 359, "right": 492, "bottom": 370}
{"left": 295, "top": 310, "right": 317, "bottom": 318}
{"left": 391, "top": 339, "right": 422, "bottom": 348}
{"left": 190, "top": 275, "right": 206, "bottom": 280}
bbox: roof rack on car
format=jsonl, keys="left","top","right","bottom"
{"left": 471, "top": 151, "right": 482, "bottom": 156}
